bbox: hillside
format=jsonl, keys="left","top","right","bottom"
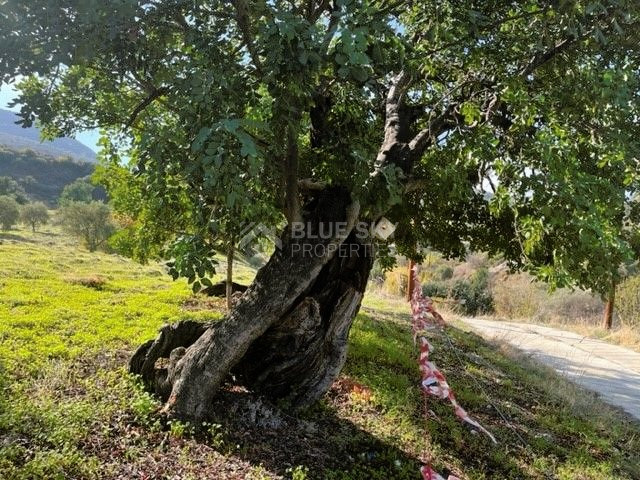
{"left": 0, "top": 226, "right": 638, "bottom": 479}
{"left": 0, "top": 109, "right": 96, "bottom": 163}
{"left": 0, "top": 146, "right": 94, "bottom": 204}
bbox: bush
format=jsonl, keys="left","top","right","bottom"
{"left": 437, "top": 265, "right": 454, "bottom": 280}
{"left": 382, "top": 265, "right": 408, "bottom": 296}
{"left": 0, "top": 195, "right": 20, "bottom": 230}
{"left": 20, "top": 202, "right": 49, "bottom": 232}
{"left": 617, "top": 276, "right": 640, "bottom": 327}
{"left": 450, "top": 269, "right": 494, "bottom": 316}
{"left": 422, "top": 281, "right": 449, "bottom": 298}
{"left": 538, "top": 289, "right": 602, "bottom": 324}
{"left": 66, "top": 275, "right": 107, "bottom": 290}
{"left": 59, "top": 201, "right": 115, "bottom": 251}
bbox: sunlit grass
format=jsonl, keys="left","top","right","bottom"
{"left": 0, "top": 225, "right": 638, "bottom": 479}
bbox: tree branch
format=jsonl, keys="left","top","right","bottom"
{"left": 372, "top": 71, "right": 412, "bottom": 172}
{"left": 407, "top": 104, "right": 457, "bottom": 157}
{"left": 231, "top": 0, "right": 263, "bottom": 73}
{"left": 125, "top": 87, "right": 169, "bottom": 128}
{"left": 519, "top": 37, "right": 573, "bottom": 77}
{"left": 283, "top": 123, "right": 302, "bottom": 224}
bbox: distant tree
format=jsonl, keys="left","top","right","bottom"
{"left": 0, "top": 195, "right": 20, "bottom": 230}
{"left": 58, "top": 179, "right": 94, "bottom": 206}
{"left": 20, "top": 202, "right": 49, "bottom": 232}
{"left": 59, "top": 201, "right": 115, "bottom": 252}
{"left": 0, "top": 176, "right": 28, "bottom": 204}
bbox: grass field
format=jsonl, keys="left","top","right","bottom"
{"left": 1, "top": 224, "right": 639, "bottom": 479}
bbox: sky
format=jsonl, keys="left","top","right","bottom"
{"left": 0, "top": 82, "right": 100, "bottom": 153}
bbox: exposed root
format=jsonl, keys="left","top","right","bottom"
{"left": 129, "top": 320, "right": 209, "bottom": 399}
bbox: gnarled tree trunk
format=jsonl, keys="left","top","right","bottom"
{"left": 235, "top": 230, "right": 372, "bottom": 407}
{"left": 130, "top": 188, "right": 372, "bottom": 420}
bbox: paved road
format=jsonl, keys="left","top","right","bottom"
{"left": 459, "top": 318, "right": 640, "bottom": 421}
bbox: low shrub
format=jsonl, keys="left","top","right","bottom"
{"left": 450, "top": 271, "right": 494, "bottom": 316}
{"left": 422, "top": 281, "right": 449, "bottom": 298}
{"left": 382, "top": 265, "right": 408, "bottom": 297}
{"left": 538, "top": 289, "right": 602, "bottom": 324}
{"left": 66, "top": 275, "right": 107, "bottom": 290}
{"left": 437, "top": 265, "right": 454, "bottom": 280}
{"left": 493, "top": 273, "right": 603, "bottom": 324}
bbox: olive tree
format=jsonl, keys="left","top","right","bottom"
{"left": 58, "top": 201, "right": 115, "bottom": 252}
{"left": 20, "top": 202, "right": 49, "bottom": 232}
{"left": 0, "top": 195, "right": 20, "bottom": 230}
{"left": 2, "top": 1, "right": 639, "bottom": 420}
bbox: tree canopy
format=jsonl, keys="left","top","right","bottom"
{"left": 0, "top": 194, "right": 19, "bottom": 230}
{"left": 2, "top": 0, "right": 639, "bottom": 295}
{"left": 19, "top": 201, "right": 49, "bottom": 232}
{"left": 58, "top": 178, "right": 94, "bottom": 206}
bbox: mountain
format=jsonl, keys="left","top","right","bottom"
{"left": 0, "top": 146, "right": 94, "bottom": 205}
{"left": 0, "top": 109, "right": 97, "bottom": 163}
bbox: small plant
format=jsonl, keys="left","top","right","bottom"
{"left": 0, "top": 195, "right": 20, "bottom": 230}
{"left": 130, "top": 387, "right": 160, "bottom": 425}
{"left": 168, "top": 419, "right": 194, "bottom": 439}
{"left": 286, "top": 465, "right": 309, "bottom": 480}
{"left": 202, "top": 421, "right": 225, "bottom": 449}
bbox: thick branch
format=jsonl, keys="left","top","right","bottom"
{"left": 407, "top": 104, "right": 457, "bottom": 158}
{"left": 372, "top": 71, "right": 412, "bottom": 172}
{"left": 231, "top": 0, "right": 263, "bottom": 72}
{"left": 284, "top": 123, "right": 302, "bottom": 224}
{"left": 519, "top": 37, "right": 573, "bottom": 77}
{"left": 125, "top": 86, "right": 169, "bottom": 128}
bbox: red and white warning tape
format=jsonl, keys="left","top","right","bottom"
{"left": 410, "top": 266, "right": 496, "bottom": 480}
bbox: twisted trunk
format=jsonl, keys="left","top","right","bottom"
{"left": 130, "top": 188, "right": 372, "bottom": 420}
{"left": 235, "top": 231, "right": 372, "bottom": 406}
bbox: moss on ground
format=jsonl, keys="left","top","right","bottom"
{"left": 0, "top": 226, "right": 638, "bottom": 479}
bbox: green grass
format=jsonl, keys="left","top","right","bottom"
{"left": 1, "top": 225, "right": 639, "bottom": 479}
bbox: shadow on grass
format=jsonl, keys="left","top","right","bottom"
{"left": 0, "top": 232, "right": 37, "bottom": 243}
{"left": 204, "top": 389, "right": 426, "bottom": 479}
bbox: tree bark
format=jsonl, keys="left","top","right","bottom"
{"left": 235, "top": 231, "right": 373, "bottom": 407}
{"left": 130, "top": 188, "right": 365, "bottom": 420}
{"left": 602, "top": 282, "right": 616, "bottom": 330}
